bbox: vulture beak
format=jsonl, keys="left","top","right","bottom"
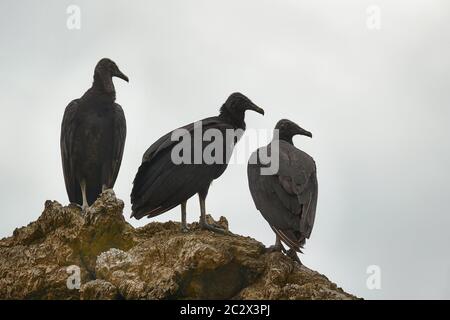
{"left": 114, "top": 69, "right": 129, "bottom": 82}
{"left": 296, "top": 126, "right": 312, "bottom": 138}
{"left": 247, "top": 102, "right": 265, "bottom": 116}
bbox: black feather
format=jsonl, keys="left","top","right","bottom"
{"left": 247, "top": 121, "right": 318, "bottom": 253}
{"left": 60, "top": 59, "right": 127, "bottom": 206}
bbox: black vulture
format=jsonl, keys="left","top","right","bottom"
{"left": 247, "top": 119, "right": 318, "bottom": 263}
{"left": 131, "top": 92, "right": 264, "bottom": 233}
{"left": 60, "top": 58, "right": 128, "bottom": 211}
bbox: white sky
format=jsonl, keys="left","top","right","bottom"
{"left": 1, "top": 0, "right": 450, "bottom": 299}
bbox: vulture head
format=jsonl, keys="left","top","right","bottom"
{"left": 275, "top": 119, "right": 312, "bottom": 143}
{"left": 222, "top": 92, "right": 265, "bottom": 116}
{"left": 93, "top": 58, "right": 129, "bottom": 94}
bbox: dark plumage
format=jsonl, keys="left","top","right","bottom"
{"left": 247, "top": 119, "right": 318, "bottom": 263}
{"left": 131, "top": 92, "right": 264, "bottom": 233}
{"left": 60, "top": 58, "right": 128, "bottom": 211}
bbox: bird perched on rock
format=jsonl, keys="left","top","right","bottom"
{"left": 60, "top": 58, "right": 128, "bottom": 212}
{"left": 131, "top": 92, "right": 264, "bottom": 233}
{"left": 247, "top": 119, "right": 318, "bottom": 263}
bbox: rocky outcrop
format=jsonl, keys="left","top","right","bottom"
{"left": 0, "top": 191, "right": 357, "bottom": 300}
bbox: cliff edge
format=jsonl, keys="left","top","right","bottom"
{"left": 0, "top": 190, "right": 357, "bottom": 300}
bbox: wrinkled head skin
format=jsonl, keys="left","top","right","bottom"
{"left": 222, "top": 92, "right": 265, "bottom": 116}
{"left": 275, "top": 119, "right": 312, "bottom": 143}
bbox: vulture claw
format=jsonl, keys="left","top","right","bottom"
{"left": 200, "top": 221, "right": 229, "bottom": 235}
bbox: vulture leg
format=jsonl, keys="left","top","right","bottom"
{"left": 180, "top": 201, "right": 189, "bottom": 232}
{"left": 80, "top": 180, "right": 89, "bottom": 214}
{"left": 266, "top": 234, "right": 285, "bottom": 253}
{"left": 286, "top": 249, "right": 302, "bottom": 265}
{"left": 198, "top": 191, "right": 227, "bottom": 234}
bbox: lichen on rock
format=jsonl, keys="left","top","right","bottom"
{"left": 0, "top": 190, "right": 357, "bottom": 300}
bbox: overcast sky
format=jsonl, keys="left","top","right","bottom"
{"left": 1, "top": 0, "right": 450, "bottom": 299}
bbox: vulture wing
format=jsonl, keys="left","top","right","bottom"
{"left": 60, "top": 99, "right": 81, "bottom": 204}
{"left": 248, "top": 140, "right": 318, "bottom": 252}
{"left": 103, "top": 103, "right": 126, "bottom": 188}
{"left": 131, "top": 117, "right": 235, "bottom": 219}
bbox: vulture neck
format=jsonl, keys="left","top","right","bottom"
{"left": 91, "top": 73, "right": 116, "bottom": 101}
{"left": 219, "top": 106, "right": 246, "bottom": 130}
{"left": 277, "top": 132, "right": 294, "bottom": 145}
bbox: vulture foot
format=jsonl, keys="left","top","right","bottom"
{"left": 81, "top": 205, "right": 90, "bottom": 215}
{"left": 180, "top": 225, "right": 190, "bottom": 233}
{"left": 200, "top": 221, "right": 229, "bottom": 235}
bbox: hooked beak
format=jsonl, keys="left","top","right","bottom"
{"left": 247, "top": 102, "right": 265, "bottom": 116}
{"left": 296, "top": 126, "right": 312, "bottom": 138}
{"left": 114, "top": 69, "right": 129, "bottom": 82}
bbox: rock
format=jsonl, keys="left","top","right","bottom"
{"left": 0, "top": 191, "right": 358, "bottom": 300}
{"left": 80, "top": 279, "right": 120, "bottom": 300}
